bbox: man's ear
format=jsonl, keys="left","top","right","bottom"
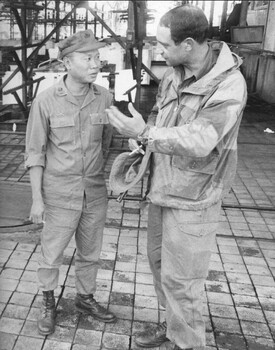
{"left": 182, "top": 38, "right": 195, "bottom": 52}
{"left": 63, "top": 56, "right": 71, "bottom": 70}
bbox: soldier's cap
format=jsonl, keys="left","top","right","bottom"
{"left": 109, "top": 148, "right": 152, "bottom": 194}
{"left": 58, "top": 29, "right": 106, "bottom": 59}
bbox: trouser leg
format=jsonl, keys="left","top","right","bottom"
{"left": 38, "top": 204, "right": 81, "bottom": 291}
{"left": 74, "top": 196, "right": 107, "bottom": 295}
{"left": 147, "top": 204, "right": 166, "bottom": 308}
{"left": 161, "top": 202, "right": 221, "bottom": 349}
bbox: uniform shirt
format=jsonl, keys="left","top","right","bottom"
{"left": 25, "top": 76, "right": 113, "bottom": 210}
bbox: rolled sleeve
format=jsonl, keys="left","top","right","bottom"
{"left": 25, "top": 98, "right": 49, "bottom": 169}
{"left": 24, "top": 152, "right": 45, "bottom": 169}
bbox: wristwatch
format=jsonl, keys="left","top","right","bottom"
{"left": 137, "top": 125, "right": 151, "bottom": 145}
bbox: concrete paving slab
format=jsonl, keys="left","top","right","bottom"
{"left": 0, "top": 95, "right": 275, "bottom": 349}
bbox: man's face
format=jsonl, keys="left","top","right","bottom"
{"left": 65, "top": 50, "right": 101, "bottom": 83}
{"left": 156, "top": 25, "right": 186, "bottom": 67}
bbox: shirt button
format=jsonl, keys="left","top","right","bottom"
{"left": 83, "top": 152, "right": 86, "bottom": 157}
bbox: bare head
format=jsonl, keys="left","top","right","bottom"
{"left": 157, "top": 5, "right": 209, "bottom": 66}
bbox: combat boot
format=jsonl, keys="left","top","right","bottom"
{"left": 135, "top": 321, "right": 169, "bottom": 347}
{"left": 75, "top": 293, "right": 117, "bottom": 323}
{"left": 37, "top": 290, "right": 56, "bottom": 335}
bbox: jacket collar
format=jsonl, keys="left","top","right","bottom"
{"left": 173, "top": 41, "right": 243, "bottom": 96}
{"left": 55, "top": 74, "right": 101, "bottom": 107}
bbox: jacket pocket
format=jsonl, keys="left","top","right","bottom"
{"left": 50, "top": 114, "right": 75, "bottom": 144}
{"left": 90, "top": 112, "right": 108, "bottom": 141}
{"left": 175, "top": 202, "right": 221, "bottom": 237}
{"left": 168, "top": 151, "right": 219, "bottom": 200}
{"left": 178, "top": 222, "right": 219, "bottom": 237}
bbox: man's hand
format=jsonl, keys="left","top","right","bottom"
{"left": 29, "top": 197, "right": 45, "bottom": 224}
{"left": 106, "top": 103, "right": 146, "bottom": 139}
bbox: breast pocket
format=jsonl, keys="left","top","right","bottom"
{"left": 50, "top": 114, "right": 75, "bottom": 145}
{"left": 90, "top": 112, "right": 108, "bottom": 141}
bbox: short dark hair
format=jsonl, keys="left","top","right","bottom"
{"left": 159, "top": 4, "right": 209, "bottom": 44}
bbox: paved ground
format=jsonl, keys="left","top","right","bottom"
{"left": 0, "top": 94, "right": 275, "bottom": 350}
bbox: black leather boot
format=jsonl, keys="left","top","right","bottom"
{"left": 37, "top": 290, "right": 56, "bottom": 335}
{"left": 135, "top": 321, "right": 169, "bottom": 348}
{"left": 75, "top": 293, "right": 117, "bottom": 323}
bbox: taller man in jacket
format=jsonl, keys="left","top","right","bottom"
{"left": 106, "top": 5, "right": 247, "bottom": 350}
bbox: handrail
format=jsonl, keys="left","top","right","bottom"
{"left": 227, "top": 42, "right": 275, "bottom": 57}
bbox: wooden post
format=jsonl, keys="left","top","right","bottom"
{"left": 239, "top": 0, "right": 249, "bottom": 26}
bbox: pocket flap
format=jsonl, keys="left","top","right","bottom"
{"left": 172, "top": 151, "right": 219, "bottom": 175}
{"left": 50, "top": 115, "right": 74, "bottom": 128}
{"left": 178, "top": 222, "right": 219, "bottom": 237}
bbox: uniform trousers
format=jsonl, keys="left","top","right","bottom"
{"left": 147, "top": 201, "right": 221, "bottom": 349}
{"left": 37, "top": 196, "right": 107, "bottom": 295}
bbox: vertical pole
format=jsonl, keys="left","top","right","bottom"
{"left": 135, "top": 1, "right": 146, "bottom": 110}
{"left": 220, "top": 0, "right": 228, "bottom": 39}
{"left": 263, "top": 0, "right": 275, "bottom": 51}
{"left": 125, "top": 1, "right": 135, "bottom": 69}
{"left": 101, "top": 4, "right": 104, "bottom": 38}
{"left": 73, "top": 7, "right": 76, "bottom": 33}
{"left": 94, "top": 2, "right": 97, "bottom": 37}
{"left": 239, "top": 0, "right": 249, "bottom": 26}
{"left": 44, "top": 1, "right": 47, "bottom": 38}
{"left": 209, "top": 0, "right": 215, "bottom": 35}
{"left": 202, "top": 1, "right": 206, "bottom": 11}
{"left": 85, "top": 8, "right": 88, "bottom": 29}
{"left": 56, "top": 0, "right": 60, "bottom": 42}
{"left": 21, "top": 3, "right": 27, "bottom": 113}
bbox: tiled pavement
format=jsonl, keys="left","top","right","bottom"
{"left": 0, "top": 97, "right": 275, "bottom": 350}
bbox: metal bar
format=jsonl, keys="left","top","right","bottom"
{"left": 11, "top": 92, "right": 28, "bottom": 118}
{"left": 209, "top": 1, "right": 215, "bottom": 29}
{"left": 222, "top": 204, "right": 275, "bottom": 212}
{"left": 87, "top": 5, "right": 127, "bottom": 49}
{"left": 0, "top": 2, "right": 82, "bottom": 92}
{"left": 31, "top": 79, "right": 43, "bottom": 101}
{"left": 0, "top": 43, "right": 40, "bottom": 51}
{"left": 11, "top": 7, "right": 26, "bottom": 42}
{"left": 239, "top": 0, "right": 249, "bottom": 26}
{"left": 11, "top": 51, "right": 26, "bottom": 80}
{"left": 55, "top": 0, "right": 60, "bottom": 42}
{"left": 227, "top": 42, "right": 275, "bottom": 56}
{"left": 220, "top": 0, "right": 228, "bottom": 38}
{"left": 3, "top": 77, "right": 45, "bottom": 95}
{"left": 87, "top": 4, "right": 159, "bottom": 84}
{"left": 27, "top": 7, "right": 40, "bottom": 43}
{"left": 21, "top": 4, "right": 27, "bottom": 111}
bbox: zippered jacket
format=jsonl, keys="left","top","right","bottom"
{"left": 146, "top": 41, "right": 247, "bottom": 210}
